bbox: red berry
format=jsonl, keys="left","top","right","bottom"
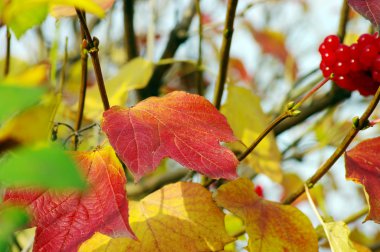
{"left": 373, "top": 55, "right": 380, "bottom": 71}
{"left": 349, "top": 43, "right": 360, "bottom": 59}
{"left": 372, "top": 70, "right": 380, "bottom": 82}
{"left": 333, "top": 75, "right": 355, "bottom": 91}
{"left": 319, "top": 43, "right": 328, "bottom": 54}
{"left": 321, "top": 51, "right": 336, "bottom": 66}
{"left": 254, "top": 185, "right": 264, "bottom": 197}
{"left": 358, "top": 34, "right": 375, "bottom": 48}
{"left": 359, "top": 45, "right": 378, "bottom": 67}
{"left": 320, "top": 62, "right": 333, "bottom": 77}
{"left": 323, "top": 35, "right": 340, "bottom": 51}
{"left": 334, "top": 61, "right": 350, "bottom": 75}
{"left": 335, "top": 44, "right": 350, "bottom": 61}
{"left": 349, "top": 58, "right": 362, "bottom": 72}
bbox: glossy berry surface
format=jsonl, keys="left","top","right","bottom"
{"left": 319, "top": 33, "right": 380, "bottom": 96}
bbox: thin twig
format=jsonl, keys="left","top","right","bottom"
{"left": 195, "top": 0, "right": 204, "bottom": 96}
{"left": 75, "top": 8, "right": 110, "bottom": 110}
{"left": 213, "top": 0, "right": 239, "bottom": 110}
{"left": 138, "top": 2, "right": 196, "bottom": 99}
{"left": 74, "top": 12, "right": 89, "bottom": 150}
{"left": 337, "top": 0, "right": 349, "bottom": 40}
{"left": 123, "top": 0, "right": 139, "bottom": 61}
{"left": 4, "top": 27, "right": 11, "bottom": 76}
{"left": 283, "top": 86, "right": 380, "bottom": 204}
{"left": 59, "top": 37, "right": 69, "bottom": 94}
{"left": 343, "top": 207, "right": 368, "bottom": 224}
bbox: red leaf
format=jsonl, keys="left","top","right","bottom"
{"left": 348, "top": 0, "right": 380, "bottom": 27}
{"left": 102, "top": 91, "right": 238, "bottom": 181}
{"left": 345, "top": 137, "right": 380, "bottom": 223}
{"left": 4, "top": 146, "right": 135, "bottom": 252}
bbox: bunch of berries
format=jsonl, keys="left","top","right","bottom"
{"left": 319, "top": 33, "right": 380, "bottom": 96}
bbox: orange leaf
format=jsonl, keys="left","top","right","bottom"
{"left": 215, "top": 178, "right": 319, "bottom": 252}
{"left": 345, "top": 137, "right": 380, "bottom": 223}
{"left": 102, "top": 91, "right": 238, "bottom": 181}
{"left": 79, "top": 182, "right": 234, "bottom": 252}
{"left": 4, "top": 146, "right": 135, "bottom": 252}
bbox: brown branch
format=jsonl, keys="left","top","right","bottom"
{"left": 75, "top": 9, "right": 110, "bottom": 111}
{"left": 4, "top": 27, "right": 11, "bottom": 76}
{"left": 195, "top": 0, "right": 204, "bottom": 96}
{"left": 283, "top": 85, "right": 380, "bottom": 205}
{"left": 74, "top": 13, "right": 89, "bottom": 150}
{"left": 123, "top": 0, "right": 139, "bottom": 61}
{"left": 138, "top": 2, "right": 196, "bottom": 99}
{"left": 213, "top": 0, "right": 239, "bottom": 110}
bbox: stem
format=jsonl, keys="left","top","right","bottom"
{"left": 4, "top": 27, "right": 11, "bottom": 77}
{"left": 343, "top": 207, "right": 368, "bottom": 224}
{"left": 74, "top": 14, "right": 89, "bottom": 150}
{"left": 75, "top": 9, "right": 110, "bottom": 111}
{"left": 293, "top": 77, "right": 330, "bottom": 110}
{"left": 59, "top": 37, "right": 69, "bottom": 93}
{"left": 238, "top": 112, "right": 292, "bottom": 161}
{"left": 213, "top": 0, "right": 239, "bottom": 110}
{"left": 337, "top": 0, "right": 349, "bottom": 40}
{"left": 283, "top": 86, "right": 380, "bottom": 204}
{"left": 123, "top": 0, "right": 139, "bottom": 61}
{"left": 195, "top": 0, "right": 204, "bottom": 96}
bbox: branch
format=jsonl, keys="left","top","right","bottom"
{"left": 4, "top": 27, "right": 11, "bottom": 77}
{"left": 138, "top": 2, "right": 196, "bottom": 99}
{"left": 213, "top": 0, "right": 239, "bottom": 110}
{"left": 195, "top": 0, "right": 204, "bottom": 96}
{"left": 123, "top": 0, "right": 139, "bottom": 61}
{"left": 283, "top": 85, "right": 380, "bottom": 204}
{"left": 75, "top": 9, "right": 110, "bottom": 111}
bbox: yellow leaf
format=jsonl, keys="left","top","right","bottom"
{"left": 50, "top": 0, "right": 105, "bottom": 17}
{"left": 79, "top": 232, "right": 111, "bottom": 252}
{"left": 3, "top": 64, "right": 49, "bottom": 86}
{"left": 51, "top": 0, "right": 113, "bottom": 17}
{"left": 83, "top": 57, "right": 153, "bottom": 120}
{"left": 215, "top": 178, "right": 319, "bottom": 252}
{"left": 221, "top": 85, "right": 283, "bottom": 182}
{"left": 80, "top": 182, "right": 234, "bottom": 252}
{"left": 324, "top": 222, "right": 357, "bottom": 252}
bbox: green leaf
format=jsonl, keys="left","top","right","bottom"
{"left": 0, "top": 145, "right": 87, "bottom": 189}
{"left": 0, "top": 206, "right": 29, "bottom": 251}
{"left": 0, "top": 85, "right": 45, "bottom": 125}
{"left": 3, "top": 0, "right": 49, "bottom": 38}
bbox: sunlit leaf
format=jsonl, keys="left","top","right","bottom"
{"left": 79, "top": 182, "right": 234, "bottom": 252}
{"left": 3, "top": 63, "right": 50, "bottom": 86}
{"left": 0, "top": 144, "right": 86, "bottom": 189}
{"left": 345, "top": 136, "right": 380, "bottom": 223}
{"left": 4, "top": 146, "right": 135, "bottom": 252}
{"left": 0, "top": 85, "right": 45, "bottom": 124}
{"left": 215, "top": 178, "right": 318, "bottom": 252}
{"left": 51, "top": 0, "right": 113, "bottom": 17}
{"left": 102, "top": 91, "right": 238, "bottom": 181}
{"left": 323, "top": 222, "right": 357, "bottom": 252}
{"left": 348, "top": 0, "right": 380, "bottom": 27}
{"left": 0, "top": 206, "right": 29, "bottom": 252}
{"left": 221, "top": 85, "right": 282, "bottom": 182}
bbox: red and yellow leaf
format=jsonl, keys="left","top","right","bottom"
{"left": 79, "top": 182, "right": 234, "bottom": 252}
{"left": 102, "top": 91, "right": 238, "bottom": 181}
{"left": 348, "top": 0, "right": 380, "bottom": 27}
{"left": 345, "top": 137, "right": 380, "bottom": 223}
{"left": 4, "top": 146, "right": 135, "bottom": 252}
{"left": 215, "top": 178, "right": 319, "bottom": 252}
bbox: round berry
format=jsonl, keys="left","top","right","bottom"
{"left": 372, "top": 70, "right": 380, "bottom": 82}
{"left": 323, "top": 35, "right": 340, "bottom": 51}
{"left": 359, "top": 44, "right": 378, "bottom": 67}
{"left": 333, "top": 75, "right": 355, "bottom": 91}
{"left": 358, "top": 33, "right": 375, "bottom": 48}
{"left": 335, "top": 44, "right": 350, "bottom": 61}
{"left": 372, "top": 55, "right": 380, "bottom": 71}
{"left": 349, "top": 58, "right": 362, "bottom": 72}
{"left": 320, "top": 62, "right": 333, "bottom": 77}
{"left": 319, "top": 43, "right": 328, "bottom": 54}
{"left": 349, "top": 43, "right": 360, "bottom": 59}
{"left": 321, "top": 51, "right": 336, "bottom": 66}
{"left": 334, "top": 61, "right": 350, "bottom": 75}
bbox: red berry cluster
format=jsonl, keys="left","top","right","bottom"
{"left": 319, "top": 33, "right": 380, "bottom": 96}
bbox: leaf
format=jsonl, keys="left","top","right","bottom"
{"left": 4, "top": 146, "right": 135, "bottom": 252}
{"left": 214, "top": 178, "right": 319, "bottom": 252}
{"left": 102, "top": 91, "right": 238, "bottom": 181}
{"left": 348, "top": 0, "right": 380, "bottom": 27}
{"left": 0, "top": 85, "right": 45, "bottom": 124}
{"left": 79, "top": 182, "right": 234, "bottom": 252}
{"left": 221, "top": 85, "right": 282, "bottom": 182}
{"left": 324, "top": 222, "right": 357, "bottom": 252}
{"left": 84, "top": 57, "right": 154, "bottom": 120}
{"left": 3, "top": 0, "right": 104, "bottom": 38}
{"left": 51, "top": 0, "right": 113, "bottom": 17}
{"left": 345, "top": 136, "right": 380, "bottom": 223}
{"left": 0, "top": 206, "right": 29, "bottom": 251}
{"left": 0, "top": 144, "right": 86, "bottom": 189}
